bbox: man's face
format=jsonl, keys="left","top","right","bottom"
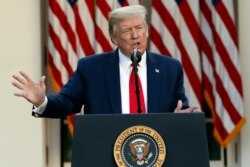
{"left": 112, "top": 16, "right": 148, "bottom": 56}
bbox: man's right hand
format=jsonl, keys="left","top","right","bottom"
{"left": 12, "top": 71, "right": 46, "bottom": 107}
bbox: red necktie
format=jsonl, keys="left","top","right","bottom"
{"left": 129, "top": 65, "right": 146, "bottom": 114}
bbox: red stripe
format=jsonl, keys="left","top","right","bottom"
{"left": 121, "top": 1, "right": 129, "bottom": 6}
{"left": 215, "top": 73, "right": 242, "bottom": 124}
{"left": 49, "top": 0, "right": 77, "bottom": 53}
{"left": 48, "top": 53, "right": 64, "bottom": 88}
{"left": 95, "top": 1, "right": 113, "bottom": 52}
{"left": 203, "top": 75, "right": 214, "bottom": 101}
{"left": 178, "top": 0, "right": 201, "bottom": 49}
{"left": 153, "top": 1, "right": 202, "bottom": 104}
{"left": 201, "top": 35, "right": 214, "bottom": 65}
{"left": 49, "top": 24, "right": 73, "bottom": 77}
{"left": 96, "top": 0, "right": 111, "bottom": 20}
{"left": 214, "top": 33, "right": 243, "bottom": 96}
{"left": 201, "top": 1, "right": 213, "bottom": 29}
{"left": 85, "top": 0, "right": 95, "bottom": 20}
{"left": 214, "top": 107, "right": 229, "bottom": 140}
{"left": 215, "top": 1, "right": 238, "bottom": 48}
{"left": 72, "top": 5, "right": 95, "bottom": 56}
{"left": 203, "top": 75, "right": 229, "bottom": 140}
{"left": 95, "top": 25, "right": 113, "bottom": 52}
{"left": 150, "top": 26, "right": 171, "bottom": 56}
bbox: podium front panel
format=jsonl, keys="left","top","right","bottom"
{"left": 72, "top": 113, "right": 210, "bottom": 167}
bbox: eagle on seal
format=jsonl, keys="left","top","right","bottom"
{"left": 129, "top": 140, "right": 150, "bottom": 161}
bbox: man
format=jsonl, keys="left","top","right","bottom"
{"left": 12, "top": 5, "right": 199, "bottom": 117}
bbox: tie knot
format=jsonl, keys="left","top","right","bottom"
{"left": 130, "top": 63, "right": 140, "bottom": 73}
{"left": 130, "top": 63, "right": 140, "bottom": 68}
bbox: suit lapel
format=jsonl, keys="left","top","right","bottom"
{"left": 147, "top": 52, "right": 162, "bottom": 113}
{"left": 104, "top": 50, "right": 122, "bottom": 114}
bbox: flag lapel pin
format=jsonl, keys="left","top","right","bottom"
{"left": 155, "top": 68, "right": 160, "bottom": 73}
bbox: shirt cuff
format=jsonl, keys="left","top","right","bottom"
{"left": 32, "top": 97, "right": 48, "bottom": 117}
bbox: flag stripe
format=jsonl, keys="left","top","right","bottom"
{"left": 49, "top": 24, "right": 73, "bottom": 76}
{"left": 48, "top": 53, "right": 64, "bottom": 88}
{"left": 177, "top": 0, "right": 200, "bottom": 48}
{"left": 73, "top": 5, "right": 95, "bottom": 56}
{"left": 96, "top": 0, "right": 111, "bottom": 20}
{"left": 49, "top": 0, "right": 77, "bottom": 53}
{"left": 215, "top": 1, "right": 238, "bottom": 47}
{"left": 150, "top": 26, "right": 171, "bottom": 56}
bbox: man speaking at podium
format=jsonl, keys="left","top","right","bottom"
{"left": 12, "top": 5, "right": 199, "bottom": 117}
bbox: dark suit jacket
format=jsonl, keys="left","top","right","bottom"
{"left": 39, "top": 50, "right": 189, "bottom": 118}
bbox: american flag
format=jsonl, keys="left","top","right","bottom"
{"left": 48, "top": 0, "right": 140, "bottom": 134}
{"left": 150, "top": 0, "right": 245, "bottom": 147}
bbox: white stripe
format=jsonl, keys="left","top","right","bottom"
{"left": 57, "top": 0, "right": 76, "bottom": 34}
{"left": 183, "top": 72, "right": 199, "bottom": 106}
{"left": 184, "top": 0, "right": 202, "bottom": 78}
{"left": 48, "top": 37, "right": 69, "bottom": 84}
{"left": 95, "top": 7, "right": 114, "bottom": 53}
{"left": 151, "top": 9, "right": 181, "bottom": 59}
{"left": 221, "top": 0, "right": 235, "bottom": 23}
{"left": 202, "top": 52, "right": 215, "bottom": 86}
{"left": 213, "top": 8, "right": 240, "bottom": 71}
{"left": 149, "top": 42, "right": 160, "bottom": 55}
{"left": 215, "top": 93, "right": 235, "bottom": 133}
{"left": 205, "top": 0, "right": 213, "bottom": 11}
{"left": 77, "top": 34, "right": 86, "bottom": 58}
{"left": 201, "top": 13, "right": 214, "bottom": 47}
{"left": 49, "top": 9, "right": 78, "bottom": 72}
{"left": 178, "top": 12, "right": 202, "bottom": 79}
{"left": 77, "top": 0, "right": 95, "bottom": 52}
{"left": 214, "top": 51, "right": 244, "bottom": 116}
{"left": 187, "top": 0, "right": 200, "bottom": 24}
{"left": 95, "top": 42, "right": 104, "bottom": 55}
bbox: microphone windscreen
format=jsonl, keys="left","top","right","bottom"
{"left": 131, "top": 51, "right": 142, "bottom": 63}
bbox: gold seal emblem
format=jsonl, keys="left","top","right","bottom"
{"left": 114, "top": 125, "right": 166, "bottom": 167}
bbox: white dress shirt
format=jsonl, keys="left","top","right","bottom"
{"left": 118, "top": 49, "right": 147, "bottom": 114}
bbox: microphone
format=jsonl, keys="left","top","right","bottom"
{"left": 130, "top": 48, "right": 142, "bottom": 114}
{"left": 131, "top": 48, "right": 142, "bottom": 64}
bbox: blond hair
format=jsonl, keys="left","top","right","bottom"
{"left": 108, "top": 5, "right": 148, "bottom": 38}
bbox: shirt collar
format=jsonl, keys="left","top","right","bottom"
{"left": 118, "top": 49, "right": 147, "bottom": 68}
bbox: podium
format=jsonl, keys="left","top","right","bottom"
{"left": 72, "top": 113, "right": 210, "bottom": 167}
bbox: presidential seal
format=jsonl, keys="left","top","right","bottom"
{"left": 114, "top": 125, "right": 166, "bottom": 167}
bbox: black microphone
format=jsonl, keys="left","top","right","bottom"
{"left": 130, "top": 48, "right": 142, "bottom": 114}
{"left": 131, "top": 48, "right": 142, "bottom": 64}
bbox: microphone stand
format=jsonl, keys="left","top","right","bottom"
{"left": 131, "top": 48, "right": 142, "bottom": 114}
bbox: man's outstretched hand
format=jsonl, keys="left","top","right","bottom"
{"left": 12, "top": 71, "right": 46, "bottom": 107}
{"left": 174, "top": 100, "right": 200, "bottom": 113}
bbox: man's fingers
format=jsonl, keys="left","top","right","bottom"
{"left": 19, "top": 71, "right": 32, "bottom": 82}
{"left": 174, "top": 100, "right": 183, "bottom": 113}
{"left": 12, "top": 74, "right": 26, "bottom": 85}
{"left": 191, "top": 106, "right": 201, "bottom": 112}
{"left": 183, "top": 106, "right": 201, "bottom": 113}
{"left": 14, "top": 92, "right": 24, "bottom": 97}
{"left": 175, "top": 102, "right": 201, "bottom": 113}
{"left": 40, "top": 76, "right": 46, "bottom": 87}
{"left": 12, "top": 81, "right": 24, "bottom": 90}
{"left": 177, "top": 100, "right": 182, "bottom": 110}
